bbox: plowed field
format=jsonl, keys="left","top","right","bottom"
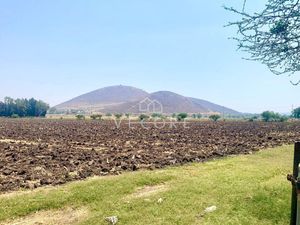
{"left": 0, "top": 118, "right": 299, "bottom": 192}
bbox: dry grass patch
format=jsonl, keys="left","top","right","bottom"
{"left": 127, "top": 184, "right": 168, "bottom": 199}
{"left": 1, "top": 207, "right": 89, "bottom": 225}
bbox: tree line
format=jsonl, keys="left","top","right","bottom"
{"left": 76, "top": 109, "right": 300, "bottom": 122}
{"left": 249, "top": 107, "right": 300, "bottom": 122}
{"left": 0, "top": 97, "right": 49, "bottom": 117}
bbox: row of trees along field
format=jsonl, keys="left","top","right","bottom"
{"left": 77, "top": 108, "right": 300, "bottom": 122}
{"left": 0, "top": 97, "right": 49, "bottom": 117}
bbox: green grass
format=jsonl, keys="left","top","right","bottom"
{"left": 0, "top": 145, "right": 294, "bottom": 225}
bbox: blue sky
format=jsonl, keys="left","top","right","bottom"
{"left": 0, "top": 0, "right": 298, "bottom": 113}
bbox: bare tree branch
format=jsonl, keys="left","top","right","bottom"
{"left": 225, "top": 0, "right": 300, "bottom": 84}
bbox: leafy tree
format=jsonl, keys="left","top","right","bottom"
{"left": 151, "top": 113, "right": 162, "bottom": 118}
{"left": 279, "top": 115, "right": 289, "bottom": 122}
{"left": 35, "top": 100, "right": 49, "bottom": 117}
{"left": 171, "top": 113, "right": 177, "bottom": 118}
{"left": 114, "top": 113, "right": 123, "bottom": 119}
{"left": 0, "top": 102, "right": 5, "bottom": 116}
{"left": 261, "top": 111, "right": 288, "bottom": 122}
{"left": 125, "top": 113, "right": 130, "bottom": 119}
{"left": 15, "top": 98, "right": 27, "bottom": 117}
{"left": 90, "top": 115, "right": 97, "bottom": 120}
{"left": 248, "top": 115, "right": 258, "bottom": 122}
{"left": 191, "top": 114, "right": 202, "bottom": 119}
{"left": 261, "top": 111, "right": 278, "bottom": 122}
{"left": 177, "top": 113, "right": 188, "bottom": 121}
{"left": 105, "top": 113, "right": 112, "bottom": 117}
{"left": 27, "top": 98, "right": 36, "bottom": 116}
{"left": 90, "top": 114, "right": 102, "bottom": 120}
{"left": 139, "top": 114, "right": 149, "bottom": 121}
{"left": 76, "top": 115, "right": 85, "bottom": 120}
{"left": 4, "top": 97, "right": 14, "bottom": 116}
{"left": 225, "top": 0, "right": 300, "bottom": 84}
{"left": 209, "top": 114, "right": 221, "bottom": 122}
{"left": 292, "top": 107, "right": 300, "bottom": 119}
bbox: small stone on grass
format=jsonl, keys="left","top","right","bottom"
{"left": 105, "top": 216, "right": 118, "bottom": 225}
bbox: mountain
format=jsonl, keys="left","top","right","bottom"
{"left": 148, "top": 91, "right": 207, "bottom": 113}
{"left": 55, "top": 85, "right": 149, "bottom": 111}
{"left": 188, "top": 97, "right": 240, "bottom": 115}
{"left": 55, "top": 85, "right": 241, "bottom": 115}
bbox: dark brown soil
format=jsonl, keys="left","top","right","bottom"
{"left": 0, "top": 118, "right": 299, "bottom": 192}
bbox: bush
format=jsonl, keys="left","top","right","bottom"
{"left": 292, "top": 107, "right": 300, "bottom": 119}
{"left": 192, "top": 114, "right": 202, "bottom": 119}
{"left": 279, "top": 115, "right": 289, "bottom": 122}
{"left": 90, "top": 114, "right": 102, "bottom": 120}
{"left": 261, "top": 111, "right": 288, "bottom": 122}
{"left": 261, "top": 111, "right": 277, "bottom": 122}
{"left": 11, "top": 114, "right": 20, "bottom": 118}
{"left": 76, "top": 115, "right": 85, "bottom": 120}
{"left": 197, "top": 114, "right": 202, "bottom": 119}
{"left": 114, "top": 114, "right": 123, "bottom": 119}
{"left": 177, "top": 113, "right": 188, "bottom": 121}
{"left": 209, "top": 114, "right": 221, "bottom": 121}
{"left": 151, "top": 113, "right": 162, "bottom": 118}
{"left": 139, "top": 114, "right": 149, "bottom": 121}
{"left": 248, "top": 116, "right": 258, "bottom": 122}
{"left": 105, "top": 113, "right": 112, "bottom": 117}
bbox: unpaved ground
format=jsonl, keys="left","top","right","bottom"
{"left": 0, "top": 207, "right": 88, "bottom": 225}
{"left": 127, "top": 184, "right": 168, "bottom": 199}
{"left": 0, "top": 118, "right": 299, "bottom": 192}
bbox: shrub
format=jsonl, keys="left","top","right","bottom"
{"left": 76, "top": 115, "right": 85, "bottom": 120}
{"left": 151, "top": 113, "right": 162, "bottom": 118}
{"left": 11, "top": 114, "right": 20, "bottom": 118}
{"left": 114, "top": 114, "right": 123, "bottom": 119}
{"left": 279, "top": 115, "right": 289, "bottom": 122}
{"left": 139, "top": 114, "right": 149, "bottom": 121}
{"left": 292, "top": 107, "right": 300, "bottom": 119}
{"left": 261, "top": 111, "right": 289, "bottom": 122}
{"left": 177, "top": 113, "right": 188, "bottom": 121}
{"left": 192, "top": 114, "right": 202, "bottom": 119}
{"left": 261, "top": 111, "right": 277, "bottom": 122}
{"left": 209, "top": 114, "right": 221, "bottom": 121}
{"left": 248, "top": 116, "right": 258, "bottom": 122}
{"left": 90, "top": 114, "right": 102, "bottom": 120}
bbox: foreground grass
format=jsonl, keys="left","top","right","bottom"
{"left": 0, "top": 145, "right": 293, "bottom": 225}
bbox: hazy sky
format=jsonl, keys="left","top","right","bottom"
{"left": 0, "top": 0, "right": 299, "bottom": 113}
